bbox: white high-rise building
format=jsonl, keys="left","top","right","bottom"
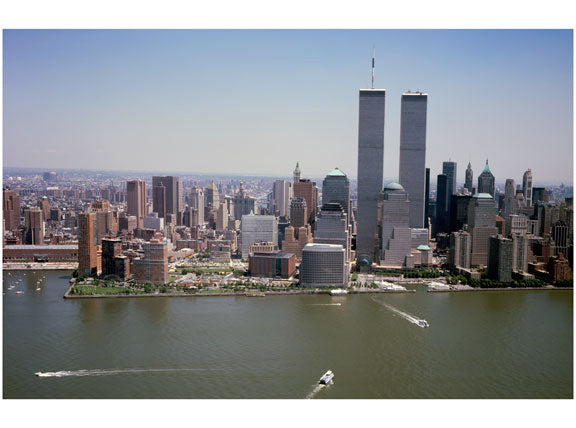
{"left": 272, "top": 180, "right": 292, "bottom": 218}
{"left": 190, "top": 187, "right": 205, "bottom": 226}
{"left": 240, "top": 213, "right": 278, "bottom": 259}
{"left": 399, "top": 92, "right": 428, "bottom": 228}
{"left": 356, "top": 88, "right": 385, "bottom": 267}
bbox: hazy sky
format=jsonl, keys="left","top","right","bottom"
{"left": 3, "top": 29, "right": 573, "bottom": 184}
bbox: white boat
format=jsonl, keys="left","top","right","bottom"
{"left": 330, "top": 289, "right": 348, "bottom": 296}
{"left": 15, "top": 291, "right": 24, "bottom": 294}
{"left": 318, "top": 370, "right": 334, "bottom": 385}
{"left": 418, "top": 320, "right": 429, "bottom": 328}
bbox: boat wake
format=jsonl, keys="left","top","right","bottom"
{"left": 371, "top": 297, "right": 429, "bottom": 328}
{"left": 35, "top": 368, "right": 211, "bottom": 378}
{"left": 305, "top": 381, "right": 332, "bottom": 399}
{"left": 307, "top": 303, "right": 342, "bottom": 306}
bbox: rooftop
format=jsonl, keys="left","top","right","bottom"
{"left": 327, "top": 168, "right": 346, "bottom": 177}
{"left": 384, "top": 182, "right": 405, "bottom": 191}
{"left": 474, "top": 193, "right": 493, "bottom": 199}
{"left": 303, "top": 243, "right": 345, "bottom": 252}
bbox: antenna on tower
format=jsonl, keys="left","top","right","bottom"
{"left": 371, "top": 47, "right": 375, "bottom": 89}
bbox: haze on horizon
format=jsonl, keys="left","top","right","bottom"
{"left": 2, "top": 29, "right": 573, "bottom": 184}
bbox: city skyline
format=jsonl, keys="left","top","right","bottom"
{"left": 3, "top": 29, "right": 573, "bottom": 183}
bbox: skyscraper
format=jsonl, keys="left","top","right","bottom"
{"left": 3, "top": 189, "right": 21, "bottom": 232}
{"left": 240, "top": 214, "right": 278, "bottom": 259}
{"left": 322, "top": 168, "right": 350, "bottom": 219}
{"left": 233, "top": 182, "right": 256, "bottom": 220}
{"left": 468, "top": 193, "right": 498, "bottom": 266}
{"left": 488, "top": 235, "right": 513, "bottom": 282}
{"left": 289, "top": 197, "right": 308, "bottom": 228}
{"left": 38, "top": 197, "right": 50, "bottom": 221}
{"left": 442, "top": 161, "right": 457, "bottom": 198}
{"left": 152, "top": 176, "right": 182, "bottom": 224}
{"left": 152, "top": 182, "right": 166, "bottom": 219}
{"left": 465, "top": 162, "right": 474, "bottom": 193}
{"left": 293, "top": 178, "right": 318, "bottom": 227}
{"left": 398, "top": 92, "right": 427, "bottom": 228}
{"left": 272, "top": 180, "right": 292, "bottom": 218}
{"left": 190, "top": 187, "right": 205, "bottom": 226}
{"left": 314, "top": 203, "right": 350, "bottom": 261}
{"left": 205, "top": 181, "right": 220, "bottom": 209}
{"left": 435, "top": 174, "right": 449, "bottom": 235}
{"left": 293, "top": 162, "right": 301, "bottom": 183}
{"left": 477, "top": 159, "right": 495, "bottom": 197}
{"left": 425, "top": 168, "right": 430, "bottom": 228}
{"left": 126, "top": 180, "right": 146, "bottom": 229}
{"left": 356, "top": 88, "right": 385, "bottom": 266}
{"left": 216, "top": 201, "right": 229, "bottom": 231}
{"left": 24, "top": 208, "right": 44, "bottom": 245}
{"left": 380, "top": 182, "right": 412, "bottom": 265}
{"left": 78, "top": 212, "right": 98, "bottom": 276}
{"left": 503, "top": 179, "right": 518, "bottom": 218}
{"left": 523, "top": 169, "right": 533, "bottom": 207}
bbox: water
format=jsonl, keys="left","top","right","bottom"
{"left": 3, "top": 271, "right": 573, "bottom": 398}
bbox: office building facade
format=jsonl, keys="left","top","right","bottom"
{"left": 356, "top": 89, "right": 385, "bottom": 266}
{"left": 126, "top": 180, "right": 146, "bottom": 229}
{"left": 398, "top": 92, "right": 428, "bottom": 229}
{"left": 300, "top": 243, "right": 347, "bottom": 287}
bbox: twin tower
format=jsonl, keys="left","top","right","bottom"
{"left": 356, "top": 88, "right": 428, "bottom": 266}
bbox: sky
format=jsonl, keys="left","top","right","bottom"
{"left": 2, "top": 29, "right": 573, "bottom": 184}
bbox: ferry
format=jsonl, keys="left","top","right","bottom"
{"left": 418, "top": 320, "right": 430, "bottom": 328}
{"left": 330, "top": 289, "right": 348, "bottom": 296}
{"left": 318, "top": 370, "right": 334, "bottom": 385}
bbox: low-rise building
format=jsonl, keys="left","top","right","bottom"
{"left": 248, "top": 251, "right": 296, "bottom": 278}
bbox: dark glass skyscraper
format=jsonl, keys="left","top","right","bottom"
{"left": 322, "top": 168, "right": 350, "bottom": 219}
{"left": 465, "top": 162, "right": 474, "bottom": 193}
{"left": 356, "top": 89, "right": 385, "bottom": 266}
{"left": 435, "top": 174, "right": 449, "bottom": 235}
{"left": 442, "top": 161, "right": 457, "bottom": 198}
{"left": 398, "top": 92, "right": 428, "bottom": 229}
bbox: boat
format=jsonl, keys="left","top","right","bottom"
{"left": 418, "top": 320, "right": 429, "bottom": 328}
{"left": 245, "top": 292, "right": 266, "bottom": 297}
{"left": 330, "top": 289, "right": 348, "bottom": 296}
{"left": 318, "top": 370, "right": 334, "bottom": 385}
{"left": 15, "top": 291, "right": 24, "bottom": 294}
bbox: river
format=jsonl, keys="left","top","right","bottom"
{"left": 3, "top": 270, "right": 573, "bottom": 398}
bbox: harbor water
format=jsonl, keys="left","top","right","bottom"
{"left": 3, "top": 270, "right": 573, "bottom": 398}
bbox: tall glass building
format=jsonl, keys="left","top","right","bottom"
{"left": 322, "top": 168, "right": 350, "bottom": 218}
{"left": 398, "top": 92, "right": 428, "bottom": 229}
{"left": 356, "top": 89, "right": 385, "bottom": 267}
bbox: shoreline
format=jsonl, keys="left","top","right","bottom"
{"left": 3, "top": 263, "right": 76, "bottom": 271}
{"left": 428, "top": 286, "right": 572, "bottom": 292}
{"left": 63, "top": 286, "right": 416, "bottom": 299}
